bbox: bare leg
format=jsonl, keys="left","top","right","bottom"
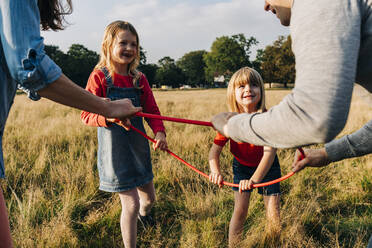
{"left": 137, "top": 180, "right": 156, "bottom": 216}
{"left": 118, "top": 189, "right": 140, "bottom": 248}
{"left": 229, "top": 191, "right": 250, "bottom": 247}
{"left": 0, "top": 186, "right": 12, "bottom": 248}
{"left": 263, "top": 194, "right": 281, "bottom": 236}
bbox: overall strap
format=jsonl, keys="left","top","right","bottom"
{"left": 101, "top": 67, "right": 114, "bottom": 87}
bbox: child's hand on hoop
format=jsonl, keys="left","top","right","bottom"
{"left": 209, "top": 172, "right": 223, "bottom": 188}
{"left": 153, "top": 132, "right": 168, "bottom": 151}
{"left": 239, "top": 179, "right": 256, "bottom": 193}
{"left": 106, "top": 118, "right": 131, "bottom": 131}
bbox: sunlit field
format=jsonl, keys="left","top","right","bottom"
{"left": 2, "top": 87, "right": 371, "bottom": 247}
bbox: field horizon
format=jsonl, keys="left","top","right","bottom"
{"left": 2, "top": 87, "right": 371, "bottom": 248}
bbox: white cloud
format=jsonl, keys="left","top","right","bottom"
{"left": 42, "top": 0, "right": 288, "bottom": 63}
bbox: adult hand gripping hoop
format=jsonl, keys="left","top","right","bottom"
{"left": 116, "top": 112, "right": 305, "bottom": 188}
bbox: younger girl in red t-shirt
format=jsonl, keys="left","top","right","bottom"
{"left": 208, "top": 67, "right": 281, "bottom": 246}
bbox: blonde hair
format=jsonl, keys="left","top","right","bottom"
{"left": 95, "top": 21, "right": 142, "bottom": 87}
{"left": 226, "top": 67, "right": 266, "bottom": 113}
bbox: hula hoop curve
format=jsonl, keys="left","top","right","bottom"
{"left": 135, "top": 112, "right": 213, "bottom": 127}
{"left": 117, "top": 112, "right": 305, "bottom": 188}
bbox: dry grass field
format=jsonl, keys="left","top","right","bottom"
{"left": 2, "top": 87, "right": 371, "bottom": 247}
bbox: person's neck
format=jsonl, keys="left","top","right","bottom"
{"left": 113, "top": 63, "right": 129, "bottom": 76}
{"left": 242, "top": 105, "right": 257, "bottom": 114}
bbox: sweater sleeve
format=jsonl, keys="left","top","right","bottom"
{"left": 226, "top": 0, "right": 361, "bottom": 148}
{"left": 325, "top": 119, "right": 372, "bottom": 162}
{"left": 80, "top": 70, "right": 108, "bottom": 127}
{"left": 140, "top": 74, "right": 166, "bottom": 135}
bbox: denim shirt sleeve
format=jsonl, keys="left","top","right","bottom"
{"left": 0, "top": 0, "right": 62, "bottom": 100}
{"left": 325, "top": 119, "right": 372, "bottom": 162}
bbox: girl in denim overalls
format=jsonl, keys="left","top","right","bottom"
{"left": 81, "top": 21, "right": 167, "bottom": 248}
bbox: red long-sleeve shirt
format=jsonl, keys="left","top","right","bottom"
{"left": 214, "top": 132, "right": 263, "bottom": 167}
{"left": 81, "top": 69, "right": 165, "bottom": 135}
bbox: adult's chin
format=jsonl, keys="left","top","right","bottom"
{"left": 280, "top": 18, "right": 291, "bottom": 26}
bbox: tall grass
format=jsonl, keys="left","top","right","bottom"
{"left": 2, "top": 87, "right": 371, "bottom": 247}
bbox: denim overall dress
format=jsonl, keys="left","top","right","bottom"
{"left": 97, "top": 68, "right": 153, "bottom": 192}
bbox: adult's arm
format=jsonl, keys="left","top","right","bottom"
{"left": 225, "top": 0, "right": 362, "bottom": 148}
{"left": 325, "top": 119, "right": 372, "bottom": 162}
{"left": 291, "top": 120, "right": 372, "bottom": 172}
{"left": 39, "top": 74, "right": 140, "bottom": 119}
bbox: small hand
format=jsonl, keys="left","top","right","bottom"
{"left": 209, "top": 172, "right": 223, "bottom": 187}
{"left": 211, "top": 112, "right": 238, "bottom": 138}
{"left": 291, "top": 148, "right": 330, "bottom": 173}
{"left": 106, "top": 117, "right": 116, "bottom": 123}
{"left": 239, "top": 179, "right": 257, "bottom": 193}
{"left": 107, "top": 118, "right": 131, "bottom": 131}
{"left": 153, "top": 132, "right": 168, "bottom": 151}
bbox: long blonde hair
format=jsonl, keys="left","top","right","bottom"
{"left": 95, "top": 21, "right": 142, "bottom": 87}
{"left": 226, "top": 67, "right": 266, "bottom": 113}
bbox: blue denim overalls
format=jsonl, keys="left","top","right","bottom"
{"left": 97, "top": 68, "right": 153, "bottom": 192}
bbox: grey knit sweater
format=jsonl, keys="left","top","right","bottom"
{"left": 226, "top": 0, "right": 372, "bottom": 162}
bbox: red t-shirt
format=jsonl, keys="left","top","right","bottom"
{"left": 81, "top": 69, "right": 165, "bottom": 135}
{"left": 214, "top": 132, "right": 263, "bottom": 167}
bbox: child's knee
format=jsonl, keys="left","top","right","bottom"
{"left": 141, "top": 194, "right": 156, "bottom": 209}
{"left": 122, "top": 197, "right": 140, "bottom": 215}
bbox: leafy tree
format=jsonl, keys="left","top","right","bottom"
{"left": 44, "top": 45, "right": 68, "bottom": 68}
{"left": 65, "top": 44, "right": 99, "bottom": 88}
{"left": 277, "top": 36, "right": 295, "bottom": 87}
{"left": 139, "top": 46, "right": 147, "bottom": 66}
{"left": 155, "top": 56, "right": 186, "bottom": 88}
{"left": 45, "top": 44, "right": 99, "bottom": 88}
{"left": 259, "top": 35, "right": 295, "bottom": 88}
{"left": 231, "top": 34, "right": 258, "bottom": 63}
{"left": 204, "top": 34, "right": 258, "bottom": 84}
{"left": 138, "top": 63, "right": 158, "bottom": 87}
{"left": 138, "top": 46, "right": 158, "bottom": 86}
{"left": 177, "top": 50, "right": 207, "bottom": 87}
{"left": 251, "top": 49, "right": 264, "bottom": 74}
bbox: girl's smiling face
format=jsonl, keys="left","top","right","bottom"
{"left": 235, "top": 81, "right": 261, "bottom": 113}
{"left": 111, "top": 30, "right": 138, "bottom": 73}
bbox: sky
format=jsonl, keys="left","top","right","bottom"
{"left": 41, "top": 0, "right": 289, "bottom": 64}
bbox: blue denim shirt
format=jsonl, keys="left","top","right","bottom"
{"left": 0, "top": 0, "right": 62, "bottom": 178}
{"left": 0, "top": 0, "right": 62, "bottom": 99}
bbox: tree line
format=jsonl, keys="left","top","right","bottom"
{"left": 45, "top": 34, "right": 295, "bottom": 88}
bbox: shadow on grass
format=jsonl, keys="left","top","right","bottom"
{"left": 70, "top": 191, "right": 124, "bottom": 247}
{"left": 302, "top": 199, "right": 372, "bottom": 247}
